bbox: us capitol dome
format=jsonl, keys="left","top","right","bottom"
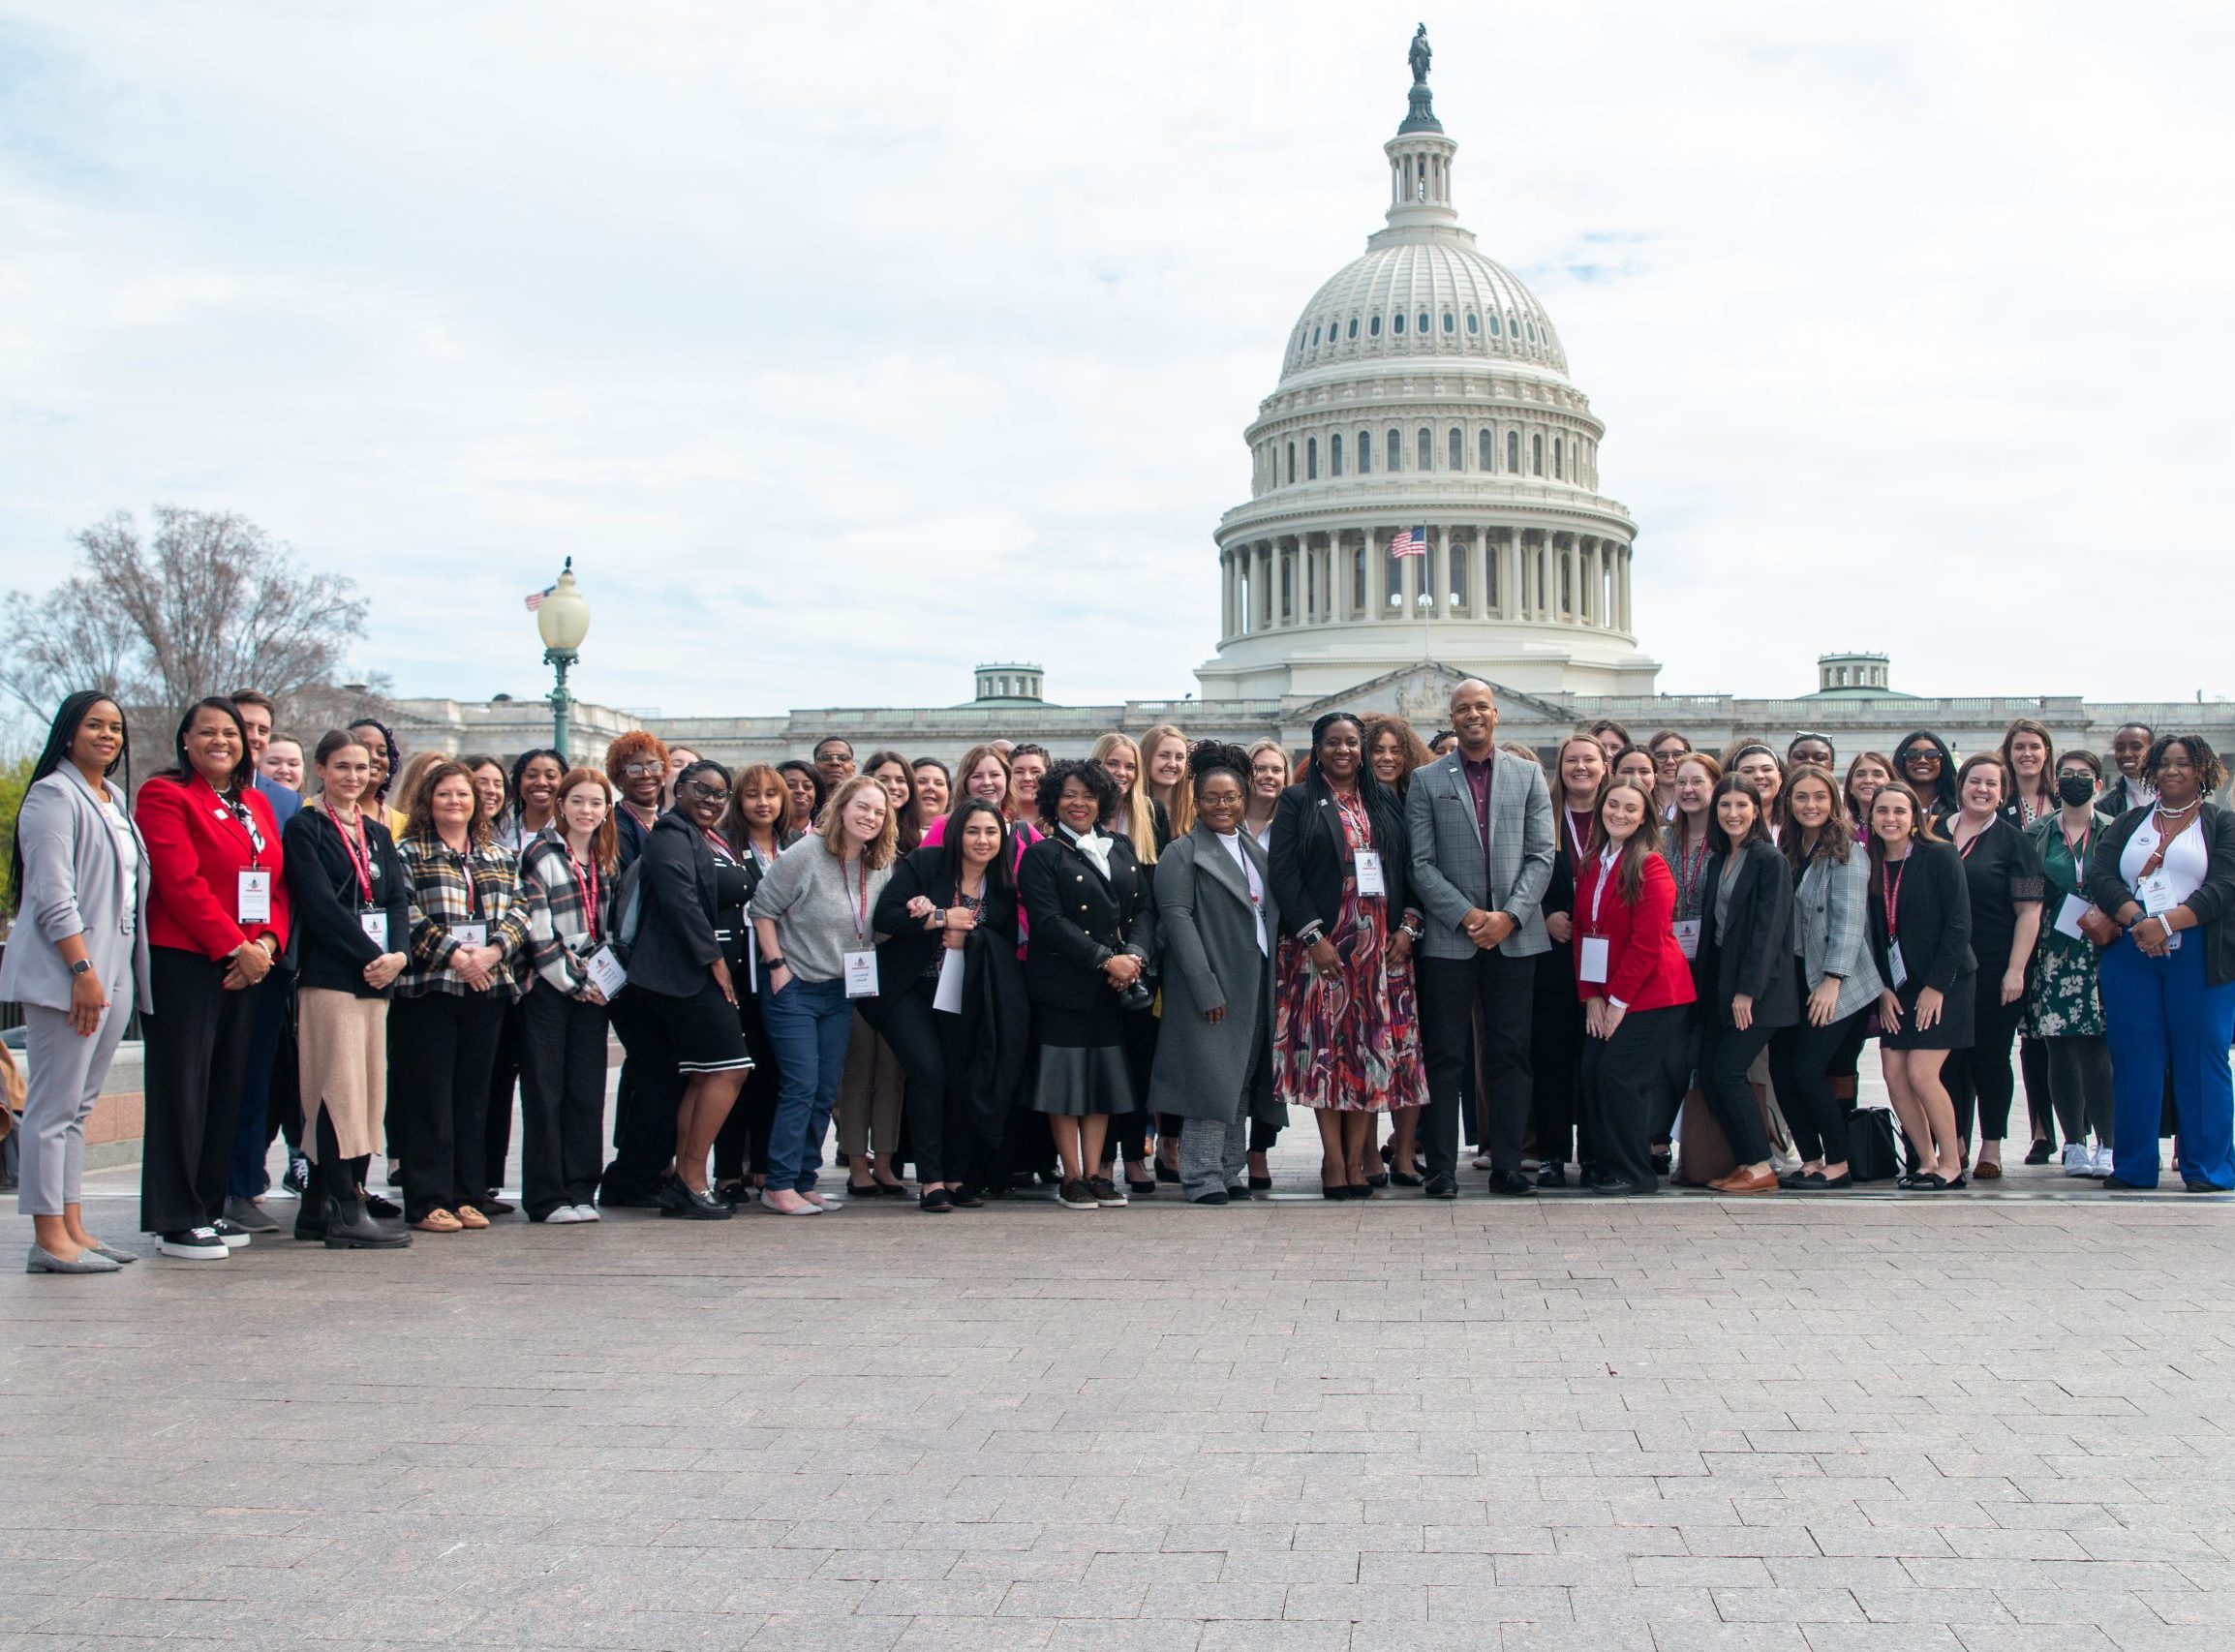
{"left": 1197, "top": 38, "right": 1660, "bottom": 702}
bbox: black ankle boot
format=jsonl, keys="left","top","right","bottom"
{"left": 293, "top": 1190, "right": 331, "bottom": 1241}
{"left": 324, "top": 1195, "right": 411, "bottom": 1249}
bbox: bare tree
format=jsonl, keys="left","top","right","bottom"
{"left": 1, "top": 506, "right": 373, "bottom": 728}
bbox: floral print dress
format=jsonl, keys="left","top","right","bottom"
{"left": 1272, "top": 791, "right": 1429, "bottom": 1113}
{"left": 2026, "top": 813, "right": 2108, "bottom": 1039}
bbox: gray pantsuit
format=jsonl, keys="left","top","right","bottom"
{"left": 18, "top": 991, "right": 135, "bottom": 1214}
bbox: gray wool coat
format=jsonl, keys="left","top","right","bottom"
{"left": 1148, "top": 824, "right": 1282, "bottom": 1127}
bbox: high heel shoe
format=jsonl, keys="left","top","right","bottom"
{"left": 1247, "top": 1175, "right": 1273, "bottom": 1192}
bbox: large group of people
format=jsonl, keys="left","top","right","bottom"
{"left": 5, "top": 681, "right": 2230, "bottom": 1272}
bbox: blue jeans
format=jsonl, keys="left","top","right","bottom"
{"left": 228, "top": 964, "right": 295, "bottom": 1198}
{"left": 760, "top": 976, "right": 856, "bottom": 1193}
{"left": 2099, "top": 933, "right": 2235, "bottom": 1190}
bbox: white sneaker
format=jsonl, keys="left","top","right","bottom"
{"left": 1472, "top": 1153, "right": 1495, "bottom": 1171}
{"left": 544, "top": 1206, "right": 590, "bottom": 1225}
{"left": 2062, "top": 1143, "right": 2094, "bottom": 1177}
{"left": 573, "top": 1203, "right": 601, "bottom": 1222}
{"left": 2092, "top": 1145, "right": 2116, "bottom": 1178}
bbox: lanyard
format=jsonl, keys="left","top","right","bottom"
{"left": 1673, "top": 837, "right": 1707, "bottom": 915}
{"left": 2061, "top": 822, "right": 2090, "bottom": 884}
{"left": 332, "top": 810, "right": 375, "bottom": 906}
{"left": 1565, "top": 810, "right": 1591, "bottom": 863}
{"left": 2137, "top": 807, "right": 2198, "bottom": 882}
{"left": 443, "top": 841, "right": 482, "bottom": 917}
{"left": 1954, "top": 820, "right": 1986, "bottom": 860}
{"left": 1588, "top": 848, "right": 1617, "bottom": 931}
{"left": 1881, "top": 855, "right": 1908, "bottom": 939}
{"left": 700, "top": 827, "right": 736, "bottom": 863}
{"left": 568, "top": 844, "right": 601, "bottom": 940}
{"left": 201, "top": 779, "right": 264, "bottom": 864}
{"left": 846, "top": 854, "right": 871, "bottom": 943}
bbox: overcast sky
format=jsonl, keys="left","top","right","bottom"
{"left": 3, "top": 1, "right": 2229, "bottom": 719}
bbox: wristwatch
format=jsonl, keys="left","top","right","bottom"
{"left": 69, "top": 959, "right": 92, "bottom": 976}
{"left": 933, "top": 907, "right": 947, "bottom": 928}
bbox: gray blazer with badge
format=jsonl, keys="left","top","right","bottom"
{"left": 0, "top": 765, "right": 155, "bottom": 1014}
{"left": 1404, "top": 751, "right": 1557, "bottom": 960}
{"left": 1148, "top": 824, "right": 1281, "bottom": 1127}
{"left": 1794, "top": 841, "right": 1883, "bottom": 1021}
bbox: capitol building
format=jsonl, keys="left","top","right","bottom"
{"left": 393, "top": 46, "right": 2229, "bottom": 774}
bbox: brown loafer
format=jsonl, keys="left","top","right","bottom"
{"left": 412, "top": 1208, "right": 463, "bottom": 1234}
{"left": 454, "top": 1204, "right": 491, "bottom": 1230}
{"left": 1708, "top": 1167, "right": 1778, "bottom": 1195}
{"left": 1973, "top": 1160, "right": 2003, "bottom": 1179}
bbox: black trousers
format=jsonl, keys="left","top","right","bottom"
{"left": 140, "top": 946, "right": 260, "bottom": 1234}
{"left": 713, "top": 991, "right": 780, "bottom": 1182}
{"left": 483, "top": 996, "right": 527, "bottom": 1195}
{"left": 1101, "top": 1009, "right": 1162, "bottom": 1166}
{"left": 603, "top": 989, "right": 682, "bottom": 1201}
{"left": 1947, "top": 988, "right": 2026, "bottom": 1143}
{"left": 1699, "top": 1019, "right": 1774, "bottom": 1165}
{"left": 2042, "top": 1035, "right": 2114, "bottom": 1145}
{"left": 876, "top": 978, "right": 983, "bottom": 1187}
{"left": 1419, "top": 948, "right": 1535, "bottom": 1178}
{"left": 518, "top": 985, "right": 609, "bottom": 1219}
{"left": 389, "top": 991, "right": 507, "bottom": 1219}
{"left": 1529, "top": 950, "right": 1589, "bottom": 1166}
{"left": 1766, "top": 976, "right": 1871, "bottom": 1165}
{"left": 2020, "top": 1035, "right": 2054, "bottom": 1145}
{"left": 1580, "top": 1004, "right": 1685, "bottom": 1192}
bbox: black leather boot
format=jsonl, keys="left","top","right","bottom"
{"left": 324, "top": 1194, "right": 411, "bottom": 1249}
{"left": 293, "top": 1189, "right": 331, "bottom": 1242}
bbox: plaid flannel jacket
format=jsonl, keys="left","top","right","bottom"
{"left": 518, "top": 828, "right": 618, "bottom": 997}
{"left": 396, "top": 830, "right": 531, "bottom": 1000}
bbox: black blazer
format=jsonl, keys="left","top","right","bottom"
{"left": 1018, "top": 828, "right": 1157, "bottom": 1011}
{"left": 281, "top": 807, "right": 412, "bottom": 997}
{"left": 628, "top": 811, "right": 761, "bottom": 998}
{"left": 2085, "top": 801, "right": 2235, "bottom": 987}
{"left": 1695, "top": 839, "right": 1799, "bottom": 1030}
{"left": 1866, "top": 839, "right": 1975, "bottom": 996}
{"left": 871, "top": 843, "right": 1022, "bottom": 999}
{"left": 1267, "top": 779, "right": 1413, "bottom": 940}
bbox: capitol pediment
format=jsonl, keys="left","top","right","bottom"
{"left": 1289, "top": 662, "right": 1573, "bottom": 727}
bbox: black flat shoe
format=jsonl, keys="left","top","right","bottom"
{"left": 1537, "top": 1163, "right": 1567, "bottom": 1189}
{"left": 1226, "top": 1184, "right": 1252, "bottom": 1201}
{"left": 951, "top": 1186, "right": 986, "bottom": 1208}
{"left": 2102, "top": 1175, "right": 2149, "bottom": 1190}
{"left": 663, "top": 1182, "right": 734, "bottom": 1220}
{"left": 918, "top": 1188, "right": 953, "bottom": 1212}
{"left": 1155, "top": 1162, "right": 1180, "bottom": 1185}
{"left": 1321, "top": 1181, "right": 1347, "bottom": 1200}
{"left": 846, "top": 1178, "right": 877, "bottom": 1197}
{"left": 1366, "top": 1171, "right": 1390, "bottom": 1189}
{"left": 1390, "top": 1170, "right": 1424, "bottom": 1188}
{"left": 1944, "top": 1173, "right": 1968, "bottom": 1190}
{"left": 1898, "top": 1173, "right": 1947, "bottom": 1191}
{"left": 1487, "top": 1170, "right": 1537, "bottom": 1197}
{"left": 1126, "top": 1178, "right": 1156, "bottom": 1197}
{"left": 875, "top": 1180, "right": 909, "bottom": 1199}
{"left": 1649, "top": 1149, "right": 1672, "bottom": 1176}
{"left": 1348, "top": 1182, "right": 1372, "bottom": 1200}
{"left": 361, "top": 1190, "right": 403, "bottom": 1220}
{"left": 1813, "top": 1173, "right": 1853, "bottom": 1190}
{"left": 2185, "top": 1178, "right": 2229, "bottom": 1193}
{"left": 1775, "top": 1171, "right": 1811, "bottom": 1190}
{"left": 2024, "top": 1139, "right": 2055, "bottom": 1165}
{"left": 1191, "top": 1190, "right": 1230, "bottom": 1206}
{"left": 1423, "top": 1176, "right": 1457, "bottom": 1200}
{"left": 1247, "top": 1176, "right": 1272, "bottom": 1192}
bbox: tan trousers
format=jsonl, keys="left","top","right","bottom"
{"left": 834, "top": 1012, "right": 904, "bottom": 1159}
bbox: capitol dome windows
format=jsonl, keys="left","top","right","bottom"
{"left": 1417, "top": 427, "right": 1433, "bottom": 470}
{"left": 1369, "top": 315, "right": 1382, "bottom": 337}
{"left": 1387, "top": 428, "right": 1401, "bottom": 471}
{"left": 1330, "top": 434, "right": 1344, "bottom": 476}
{"left": 1442, "top": 312, "right": 1454, "bottom": 334}
{"left": 1531, "top": 433, "right": 1544, "bottom": 475}
{"left": 1287, "top": 442, "right": 1297, "bottom": 484}
{"left": 1553, "top": 437, "right": 1563, "bottom": 479}
{"left": 1311, "top": 324, "right": 1322, "bottom": 347}
{"left": 1417, "top": 310, "right": 1429, "bottom": 335}
{"left": 1306, "top": 438, "right": 1318, "bottom": 480}
{"left": 1466, "top": 312, "right": 1479, "bottom": 335}
{"left": 1448, "top": 428, "right": 1463, "bottom": 470}
{"left": 1393, "top": 313, "right": 1405, "bottom": 335}
{"left": 1507, "top": 430, "right": 1520, "bottom": 472}
{"left": 1347, "top": 318, "right": 1359, "bottom": 340}
{"left": 1490, "top": 314, "right": 1503, "bottom": 335}
{"left": 1478, "top": 429, "right": 1493, "bottom": 471}
{"left": 1357, "top": 428, "right": 1371, "bottom": 474}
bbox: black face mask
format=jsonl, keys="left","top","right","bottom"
{"left": 2058, "top": 773, "right": 2097, "bottom": 808}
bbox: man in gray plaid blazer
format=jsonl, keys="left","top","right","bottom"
{"left": 1403, "top": 680, "right": 1556, "bottom": 1196}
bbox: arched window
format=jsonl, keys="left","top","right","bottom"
{"left": 1387, "top": 428, "right": 1401, "bottom": 471}
{"left": 1386, "top": 541, "right": 1406, "bottom": 609}
{"left": 1306, "top": 437, "right": 1318, "bottom": 481}
{"left": 1490, "top": 313, "right": 1503, "bottom": 335}
{"left": 1286, "top": 442, "right": 1296, "bottom": 485}
{"left": 1358, "top": 428, "right": 1371, "bottom": 474}
{"left": 1506, "top": 430, "right": 1520, "bottom": 472}
{"left": 1368, "top": 314, "right": 1382, "bottom": 337}
{"left": 1478, "top": 428, "right": 1493, "bottom": 471}
{"left": 1418, "top": 427, "right": 1433, "bottom": 470}
{"left": 1553, "top": 437, "right": 1563, "bottom": 479}
{"left": 1281, "top": 554, "right": 1293, "bottom": 618}
{"left": 1531, "top": 433, "right": 1544, "bottom": 475}
{"left": 1466, "top": 312, "right": 1479, "bottom": 334}
{"left": 1449, "top": 427, "right": 1463, "bottom": 470}
{"left": 1417, "top": 310, "right": 1429, "bottom": 335}
{"left": 1442, "top": 312, "right": 1454, "bottom": 334}
{"left": 1346, "top": 317, "right": 1359, "bottom": 340}
{"left": 1353, "top": 547, "right": 1366, "bottom": 611}
{"left": 1310, "top": 324, "right": 1321, "bottom": 347}
{"left": 1560, "top": 556, "right": 1571, "bottom": 614}
{"left": 1393, "top": 312, "right": 1405, "bottom": 335}
{"left": 1330, "top": 433, "right": 1343, "bottom": 476}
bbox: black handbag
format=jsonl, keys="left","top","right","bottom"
{"left": 1843, "top": 1107, "right": 1902, "bottom": 1183}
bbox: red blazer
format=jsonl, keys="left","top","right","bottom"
{"left": 135, "top": 772, "right": 291, "bottom": 960}
{"left": 1572, "top": 850, "right": 1696, "bottom": 1014}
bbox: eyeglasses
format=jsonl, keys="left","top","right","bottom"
{"left": 683, "top": 783, "right": 731, "bottom": 804}
{"left": 623, "top": 760, "right": 662, "bottom": 777}
{"left": 1650, "top": 747, "right": 1688, "bottom": 765}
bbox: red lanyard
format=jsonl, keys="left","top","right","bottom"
{"left": 332, "top": 810, "right": 375, "bottom": 905}
{"left": 1673, "top": 837, "right": 1706, "bottom": 914}
{"left": 2062, "top": 823, "right": 2090, "bottom": 877}
{"left": 848, "top": 855, "right": 871, "bottom": 942}
{"left": 568, "top": 846, "right": 600, "bottom": 941}
{"left": 1565, "top": 811, "right": 1591, "bottom": 862}
{"left": 700, "top": 827, "right": 734, "bottom": 862}
{"left": 1954, "top": 821, "right": 1985, "bottom": 860}
{"left": 1587, "top": 849, "right": 1616, "bottom": 932}
{"left": 1881, "top": 856, "right": 1908, "bottom": 939}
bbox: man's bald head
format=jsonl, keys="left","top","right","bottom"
{"left": 1449, "top": 679, "right": 1498, "bottom": 755}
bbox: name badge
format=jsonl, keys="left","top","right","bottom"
{"left": 1672, "top": 918, "right": 1700, "bottom": 960}
{"left": 1578, "top": 935, "right": 1610, "bottom": 985}
{"left": 237, "top": 869, "right": 271, "bottom": 924}
{"left": 843, "top": 949, "right": 879, "bottom": 999}
{"left": 1354, "top": 851, "right": 1387, "bottom": 898}
{"left": 584, "top": 944, "right": 628, "bottom": 997}
{"left": 2137, "top": 874, "right": 2185, "bottom": 950}
{"left": 451, "top": 921, "right": 488, "bottom": 949}
{"left": 359, "top": 910, "right": 389, "bottom": 949}
{"left": 1886, "top": 939, "right": 1908, "bottom": 990}
{"left": 2055, "top": 893, "right": 2091, "bottom": 943}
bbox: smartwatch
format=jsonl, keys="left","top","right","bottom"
{"left": 70, "top": 959, "right": 92, "bottom": 976}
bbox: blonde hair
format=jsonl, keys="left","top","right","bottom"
{"left": 1089, "top": 731, "right": 1160, "bottom": 865}
{"left": 389, "top": 750, "right": 447, "bottom": 821}
{"left": 819, "top": 774, "right": 900, "bottom": 869}
{"left": 1139, "top": 722, "right": 1194, "bottom": 840}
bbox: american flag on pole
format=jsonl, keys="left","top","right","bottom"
{"left": 524, "top": 585, "right": 554, "bottom": 613}
{"left": 1392, "top": 526, "right": 1427, "bottom": 558}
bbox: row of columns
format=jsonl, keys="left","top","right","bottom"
{"left": 1218, "top": 527, "right": 1632, "bottom": 641}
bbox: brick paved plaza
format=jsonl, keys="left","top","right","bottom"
{"left": 4, "top": 1133, "right": 2231, "bottom": 1652}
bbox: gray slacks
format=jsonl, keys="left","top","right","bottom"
{"left": 17, "top": 985, "right": 136, "bottom": 1216}
{"left": 1179, "top": 1114, "right": 1247, "bottom": 1201}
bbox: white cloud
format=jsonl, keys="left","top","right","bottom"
{"left": 1, "top": 0, "right": 2229, "bottom": 719}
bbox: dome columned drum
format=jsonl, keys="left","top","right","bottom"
{"left": 1197, "top": 60, "right": 1659, "bottom": 702}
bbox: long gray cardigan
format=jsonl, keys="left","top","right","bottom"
{"left": 1148, "top": 823, "right": 1282, "bottom": 1127}
{"left": 0, "top": 764, "right": 155, "bottom": 1013}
